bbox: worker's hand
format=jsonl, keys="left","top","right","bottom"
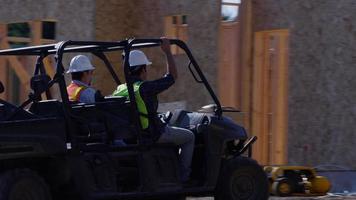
{"left": 160, "top": 37, "right": 171, "bottom": 54}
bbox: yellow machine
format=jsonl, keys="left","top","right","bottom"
{"left": 264, "top": 166, "right": 331, "bottom": 196}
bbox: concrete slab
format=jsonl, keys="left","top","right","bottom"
{"left": 318, "top": 171, "right": 356, "bottom": 193}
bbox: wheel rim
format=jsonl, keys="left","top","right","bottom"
{"left": 231, "top": 172, "right": 255, "bottom": 199}
{"left": 279, "top": 182, "right": 291, "bottom": 194}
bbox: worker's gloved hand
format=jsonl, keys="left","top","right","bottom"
{"left": 159, "top": 111, "right": 173, "bottom": 124}
{"left": 95, "top": 90, "right": 105, "bottom": 102}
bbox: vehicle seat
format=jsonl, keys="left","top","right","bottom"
{"left": 70, "top": 101, "right": 134, "bottom": 143}
{"left": 29, "top": 99, "right": 64, "bottom": 118}
{"left": 169, "top": 109, "right": 208, "bottom": 131}
{"left": 0, "top": 99, "right": 36, "bottom": 121}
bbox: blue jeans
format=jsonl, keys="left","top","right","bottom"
{"left": 158, "top": 125, "right": 195, "bottom": 182}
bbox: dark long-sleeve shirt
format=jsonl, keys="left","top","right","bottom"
{"left": 136, "top": 74, "right": 175, "bottom": 132}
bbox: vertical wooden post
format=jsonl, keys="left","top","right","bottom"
{"left": 252, "top": 30, "right": 289, "bottom": 165}
{"left": 164, "top": 16, "right": 177, "bottom": 54}
{"left": 270, "top": 30, "right": 289, "bottom": 165}
{"left": 239, "top": 0, "right": 253, "bottom": 131}
{"left": 32, "top": 21, "right": 56, "bottom": 77}
{"left": 30, "top": 21, "right": 42, "bottom": 46}
{"left": 43, "top": 57, "right": 55, "bottom": 77}
{"left": 30, "top": 20, "right": 42, "bottom": 74}
{"left": 218, "top": 22, "right": 241, "bottom": 109}
{"left": 252, "top": 32, "right": 269, "bottom": 164}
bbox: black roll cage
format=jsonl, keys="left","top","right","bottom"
{"left": 0, "top": 39, "right": 223, "bottom": 143}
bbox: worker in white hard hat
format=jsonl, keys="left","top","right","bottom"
{"left": 66, "top": 55, "right": 97, "bottom": 103}
{"left": 67, "top": 55, "right": 126, "bottom": 146}
{"left": 112, "top": 37, "right": 195, "bottom": 183}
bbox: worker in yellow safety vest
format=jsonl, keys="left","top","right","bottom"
{"left": 112, "top": 37, "right": 195, "bottom": 182}
{"left": 66, "top": 55, "right": 96, "bottom": 103}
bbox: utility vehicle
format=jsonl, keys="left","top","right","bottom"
{"left": 0, "top": 39, "right": 269, "bottom": 200}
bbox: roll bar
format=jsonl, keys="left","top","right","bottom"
{"left": 0, "top": 39, "right": 223, "bottom": 143}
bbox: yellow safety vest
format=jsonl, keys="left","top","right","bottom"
{"left": 112, "top": 82, "right": 149, "bottom": 129}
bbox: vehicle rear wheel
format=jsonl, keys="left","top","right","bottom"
{"left": 215, "top": 157, "right": 269, "bottom": 200}
{"left": 0, "top": 169, "right": 52, "bottom": 200}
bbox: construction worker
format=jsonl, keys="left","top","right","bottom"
{"left": 66, "top": 55, "right": 96, "bottom": 103}
{"left": 66, "top": 55, "right": 127, "bottom": 146}
{"left": 112, "top": 38, "right": 195, "bottom": 182}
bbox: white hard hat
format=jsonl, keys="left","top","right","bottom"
{"left": 66, "top": 55, "right": 95, "bottom": 73}
{"left": 129, "top": 50, "right": 152, "bottom": 67}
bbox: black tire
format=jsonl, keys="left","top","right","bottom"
{"left": 215, "top": 157, "right": 269, "bottom": 200}
{"left": 271, "top": 178, "right": 294, "bottom": 197}
{"left": 0, "top": 169, "right": 52, "bottom": 200}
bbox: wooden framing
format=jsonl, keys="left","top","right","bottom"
{"left": 29, "top": 20, "right": 55, "bottom": 77}
{"left": 164, "top": 15, "right": 188, "bottom": 55}
{"left": 218, "top": 21, "right": 241, "bottom": 110}
{"left": 0, "top": 23, "right": 31, "bottom": 91}
{"left": 252, "top": 29, "right": 289, "bottom": 165}
{"left": 0, "top": 21, "right": 56, "bottom": 102}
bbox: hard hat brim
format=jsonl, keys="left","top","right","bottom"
{"left": 66, "top": 65, "right": 95, "bottom": 74}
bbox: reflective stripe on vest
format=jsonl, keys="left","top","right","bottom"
{"left": 67, "top": 83, "right": 88, "bottom": 102}
{"left": 112, "top": 82, "right": 149, "bottom": 129}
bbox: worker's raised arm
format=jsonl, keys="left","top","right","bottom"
{"left": 160, "top": 37, "right": 177, "bottom": 80}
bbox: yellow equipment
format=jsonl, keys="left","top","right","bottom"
{"left": 264, "top": 166, "right": 331, "bottom": 196}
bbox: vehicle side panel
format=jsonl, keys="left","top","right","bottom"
{"left": 0, "top": 118, "right": 67, "bottom": 159}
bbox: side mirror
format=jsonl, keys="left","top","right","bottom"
{"left": 0, "top": 81, "right": 4, "bottom": 94}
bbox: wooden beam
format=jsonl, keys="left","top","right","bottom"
{"left": 7, "top": 37, "right": 55, "bottom": 44}
{"left": 164, "top": 16, "right": 178, "bottom": 54}
{"left": 270, "top": 30, "right": 289, "bottom": 165}
{"left": 2, "top": 41, "right": 31, "bottom": 88}
{"left": 7, "top": 36, "right": 31, "bottom": 43}
{"left": 261, "top": 32, "right": 271, "bottom": 164}
{"left": 252, "top": 30, "right": 289, "bottom": 165}
{"left": 6, "top": 56, "right": 31, "bottom": 86}
{"left": 29, "top": 20, "right": 42, "bottom": 77}
{"left": 252, "top": 32, "right": 268, "bottom": 165}
{"left": 218, "top": 21, "right": 241, "bottom": 109}
{"left": 41, "top": 38, "right": 56, "bottom": 44}
{"left": 239, "top": 0, "right": 253, "bottom": 132}
{"left": 43, "top": 56, "right": 55, "bottom": 77}
{"left": 0, "top": 23, "right": 7, "bottom": 47}
{"left": 30, "top": 21, "right": 42, "bottom": 46}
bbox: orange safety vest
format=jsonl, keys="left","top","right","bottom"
{"left": 67, "top": 82, "right": 88, "bottom": 102}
